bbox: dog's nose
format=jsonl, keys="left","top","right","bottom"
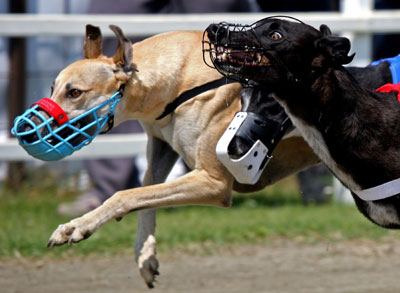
{"left": 228, "top": 136, "right": 251, "bottom": 159}
{"left": 206, "top": 24, "right": 225, "bottom": 42}
{"left": 17, "top": 121, "right": 38, "bottom": 143}
{"left": 207, "top": 24, "right": 219, "bottom": 34}
{"left": 16, "top": 110, "right": 52, "bottom": 144}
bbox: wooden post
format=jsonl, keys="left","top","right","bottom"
{"left": 7, "top": 0, "right": 26, "bottom": 188}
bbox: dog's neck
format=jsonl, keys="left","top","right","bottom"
{"left": 274, "top": 66, "right": 400, "bottom": 190}
{"left": 120, "top": 32, "right": 225, "bottom": 124}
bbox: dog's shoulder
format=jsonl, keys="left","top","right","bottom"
{"left": 347, "top": 61, "right": 392, "bottom": 89}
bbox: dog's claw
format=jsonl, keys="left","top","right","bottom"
{"left": 139, "top": 257, "right": 159, "bottom": 287}
{"left": 47, "top": 219, "right": 97, "bottom": 248}
{"left": 137, "top": 256, "right": 160, "bottom": 288}
{"left": 136, "top": 235, "right": 159, "bottom": 287}
{"left": 146, "top": 282, "right": 154, "bottom": 289}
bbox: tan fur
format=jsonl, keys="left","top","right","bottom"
{"left": 47, "top": 26, "right": 319, "bottom": 287}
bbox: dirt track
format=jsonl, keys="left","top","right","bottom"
{"left": 1, "top": 239, "right": 400, "bottom": 293}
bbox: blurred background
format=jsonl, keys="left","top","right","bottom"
{"left": 2, "top": 0, "right": 400, "bottom": 206}
{"left": 1, "top": 2, "right": 400, "bottom": 291}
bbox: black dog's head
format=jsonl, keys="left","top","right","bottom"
{"left": 204, "top": 17, "right": 354, "bottom": 87}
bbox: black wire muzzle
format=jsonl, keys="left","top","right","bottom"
{"left": 202, "top": 15, "right": 304, "bottom": 87}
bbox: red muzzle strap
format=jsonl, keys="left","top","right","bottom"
{"left": 33, "top": 98, "right": 69, "bottom": 125}
{"left": 376, "top": 83, "right": 400, "bottom": 102}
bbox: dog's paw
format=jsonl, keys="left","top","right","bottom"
{"left": 136, "top": 235, "right": 159, "bottom": 288}
{"left": 139, "top": 254, "right": 160, "bottom": 288}
{"left": 47, "top": 220, "right": 94, "bottom": 248}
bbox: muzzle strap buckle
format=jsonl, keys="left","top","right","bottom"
{"left": 100, "top": 84, "right": 125, "bottom": 134}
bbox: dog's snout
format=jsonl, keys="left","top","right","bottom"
{"left": 207, "top": 24, "right": 219, "bottom": 35}
{"left": 16, "top": 110, "right": 53, "bottom": 144}
{"left": 17, "top": 121, "right": 38, "bottom": 143}
{"left": 228, "top": 136, "right": 252, "bottom": 159}
{"left": 30, "top": 111, "right": 46, "bottom": 126}
{"left": 206, "top": 24, "right": 226, "bottom": 42}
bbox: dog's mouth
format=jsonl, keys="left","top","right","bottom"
{"left": 215, "top": 46, "right": 271, "bottom": 68}
{"left": 12, "top": 88, "right": 123, "bottom": 161}
{"left": 203, "top": 24, "right": 274, "bottom": 83}
{"left": 207, "top": 44, "right": 273, "bottom": 80}
{"left": 17, "top": 111, "right": 97, "bottom": 147}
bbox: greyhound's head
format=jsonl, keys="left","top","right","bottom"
{"left": 12, "top": 25, "right": 136, "bottom": 160}
{"left": 51, "top": 24, "right": 136, "bottom": 128}
{"left": 204, "top": 17, "right": 354, "bottom": 88}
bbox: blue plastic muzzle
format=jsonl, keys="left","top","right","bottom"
{"left": 11, "top": 87, "right": 124, "bottom": 161}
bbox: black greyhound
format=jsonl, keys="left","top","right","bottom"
{"left": 207, "top": 17, "right": 400, "bottom": 229}
{"left": 228, "top": 59, "right": 392, "bottom": 160}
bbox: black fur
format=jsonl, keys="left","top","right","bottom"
{"left": 228, "top": 62, "right": 392, "bottom": 159}
{"left": 207, "top": 18, "right": 400, "bottom": 228}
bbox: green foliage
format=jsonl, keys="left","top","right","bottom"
{"left": 0, "top": 178, "right": 397, "bottom": 258}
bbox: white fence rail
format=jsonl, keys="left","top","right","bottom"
{"left": 1, "top": 134, "right": 147, "bottom": 161}
{"left": 1, "top": 8, "right": 400, "bottom": 161}
{"left": 0, "top": 11, "right": 400, "bottom": 37}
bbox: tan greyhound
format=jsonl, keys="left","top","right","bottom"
{"left": 45, "top": 25, "right": 318, "bottom": 287}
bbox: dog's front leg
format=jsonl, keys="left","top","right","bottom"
{"left": 47, "top": 166, "right": 233, "bottom": 247}
{"left": 135, "top": 137, "right": 179, "bottom": 288}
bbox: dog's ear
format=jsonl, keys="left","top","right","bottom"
{"left": 109, "top": 25, "right": 137, "bottom": 73}
{"left": 315, "top": 24, "right": 355, "bottom": 65}
{"left": 319, "top": 24, "right": 332, "bottom": 37}
{"left": 83, "top": 24, "right": 103, "bottom": 59}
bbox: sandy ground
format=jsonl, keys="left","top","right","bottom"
{"left": 1, "top": 239, "right": 400, "bottom": 293}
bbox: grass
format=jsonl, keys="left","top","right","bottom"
{"left": 0, "top": 174, "right": 398, "bottom": 259}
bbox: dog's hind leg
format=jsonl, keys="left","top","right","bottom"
{"left": 136, "top": 209, "right": 158, "bottom": 288}
{"left": 135, "top": 136, "right": 179, "bottom": 288}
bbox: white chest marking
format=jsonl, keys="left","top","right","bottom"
{"left": 276, "top": 98, "right": 361, "bottom": 191}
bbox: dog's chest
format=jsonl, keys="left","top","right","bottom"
{"left": 280, "top": 102, "right": 361, "bottom": 192}
{"left": 158, "top": 118, "right": 201, "bottom": 168}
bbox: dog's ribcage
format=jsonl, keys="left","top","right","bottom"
{"left": 275, "top": 97, "right": 361, "bottom": 192}
{"left": 280, "top": 101, "right": 400, "bottom": 226}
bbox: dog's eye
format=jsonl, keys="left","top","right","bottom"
{"left": 68, "top": 89, "right": 82, "bottom": 98}
{"left": 269, "top": 31, "right": 282, "bottom": 40}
